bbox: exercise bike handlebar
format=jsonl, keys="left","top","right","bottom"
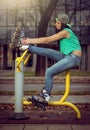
{"left": 16, "top": 49, "right": 30, "bottom": 71}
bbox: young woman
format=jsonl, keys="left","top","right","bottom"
{"left": 20, "top": 13, "right": 82, "bottom": 103}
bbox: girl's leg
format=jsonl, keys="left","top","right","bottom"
{"left": 45, "top": 54, "right": 81, "bottom": 95}
{"left": 29, "top": 45, "right": 64, "bottom": 61}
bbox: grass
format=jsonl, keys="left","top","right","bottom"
{"left": 18, "top": 70, "right": 90, "bottom": 77}
{"left": 24, "top": 71, "right": 35, "bottom": 77}
{"left": 0, "top": 69, "right": 90, "bottom": 77}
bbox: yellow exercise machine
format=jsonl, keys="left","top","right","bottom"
{"left": 15, "top": 49, "right": 81, "bottom": 119}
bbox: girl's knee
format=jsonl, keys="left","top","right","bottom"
{"left": 45, "top": 68, "right": 52, "bottom": 77}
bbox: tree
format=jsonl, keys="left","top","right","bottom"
{"left": 35, "top": 0, "right": 59, "bottom": 76}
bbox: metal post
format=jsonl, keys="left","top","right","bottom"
{"left": 9, "top": 57, "right": 29, "bottom": 119}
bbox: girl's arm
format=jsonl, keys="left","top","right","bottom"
{"left": 22, "top": 30, "right": 69, "bottom": 45}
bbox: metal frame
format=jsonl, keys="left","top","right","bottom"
{"left": 9, "top": 50, "right": 31, "bottom": 119}
{"left": 10, "top": 49, "right": 81, "bottom": 119}
{"left": 24, "top": 50, "right": 81, "bottom": 118}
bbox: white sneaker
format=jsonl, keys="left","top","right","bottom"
{"left": 19, "top": 45, "right": 29, "bottom": 51}
{"left": 40, "top": 89, "right": 50, "bottom": 102}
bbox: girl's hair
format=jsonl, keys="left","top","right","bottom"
{"left": 56, "top": 22, "right": 78, "bottom": 36}
{"left": 56, "top": 22, "right": 70, "bottom": 32}
{"left": 61, "top": 23, "right": 70, "bottom": 30}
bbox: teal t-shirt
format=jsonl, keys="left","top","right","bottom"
{"left": 59, "top": 28, "right": 81, "bottom": 55}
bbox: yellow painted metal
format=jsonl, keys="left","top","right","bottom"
{"left": 15, "top": 57, "right": 22, "bottom": 72}
{"left": 48, "top": 101, "right": 81, "bottom": 119}
{"left": 23, "top": 98, "right": 32, "bottom": 105}
{"left": 48, "top": 70, "right": 81, "bottom": 119}
{"left": 24, "top": 54, "right": 31, "bottom": 65}
{"left": 59, "top": 70, "right": 70, "bottom": 102}
{"left": 16, "top": 50, "right": 28, "bottom": 71}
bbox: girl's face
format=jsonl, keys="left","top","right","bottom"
{"left": 55, "top": 20, "right": 62, "bottom": 30}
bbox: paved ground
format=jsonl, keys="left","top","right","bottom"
{"left": 0, "top": 95, "right": 90, "bottom": 104}
{"left": 0, "top": 70, "right": 90, "bottom": 129}
{"left": 0, "top": 84, "right": 90, "bottom": 129}
{"left": 0, "top": 82, "right": 90, "bottom": 104}
{"left": 0, "top": 124, "right": 90, "bottom": 130}
{"left": 0, "top": 83, "right": 90, "bottom": 92}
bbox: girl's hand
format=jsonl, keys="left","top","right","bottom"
{"left": 21, "top": 38, "right": 31, "bottom": 45}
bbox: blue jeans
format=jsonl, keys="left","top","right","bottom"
{"left": 29, "top": 45, "right": 81, "bottom": 95}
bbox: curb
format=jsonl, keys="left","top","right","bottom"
{"left": 0, "top": 76, "right": 90, "bottom": 84}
